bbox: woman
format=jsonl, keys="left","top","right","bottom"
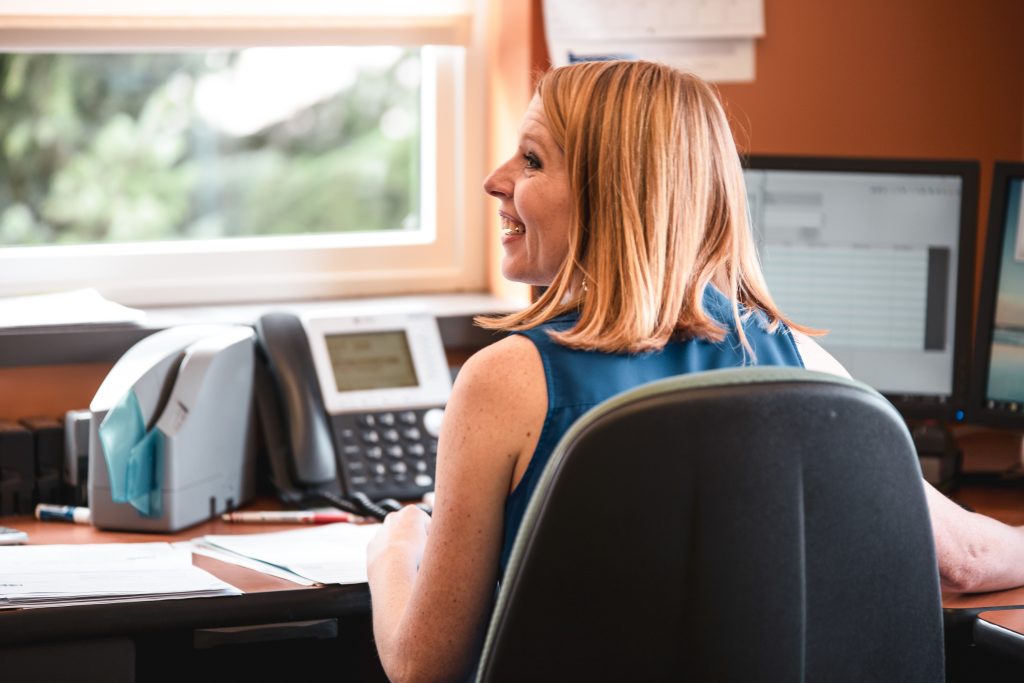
{"left": 367, "top": 60, "right": 1024, "bottom": 683}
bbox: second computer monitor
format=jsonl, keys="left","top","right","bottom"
{"left": 743, "top": 156, "right": 978, "bottom": 421}
{"left": 969, "top": 162, "right": 1024, "bottom": 428}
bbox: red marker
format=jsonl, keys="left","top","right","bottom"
{"left": 221, "top": 510, "right": 365, "bottom": 524}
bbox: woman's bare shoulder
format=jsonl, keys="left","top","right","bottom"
{"left": 444, "top": 334, "right": 547, "bottom": 449}
{"left": 790, "top": 329, "right": 851, "bottom": 379}
{"left": 457, "top": 333, "right": 545, "bottom": 389}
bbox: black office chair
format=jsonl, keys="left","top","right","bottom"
{"left": 475, "top": 367, "right": 944, "bottom": 682}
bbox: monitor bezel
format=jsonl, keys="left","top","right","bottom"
{"left": 967, "top": 162, "right": 1024, "bottom": 428}
{"left": 743, "top": 154, "right": 979, "bottom": 422}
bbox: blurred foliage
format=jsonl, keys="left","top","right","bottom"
{"left": 0, "top": 49, "right": 420, "bottom": 246}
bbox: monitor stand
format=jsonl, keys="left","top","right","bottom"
{"left": 952, "top": 427, "right": 1024, "bottom": 488}
{"left": 909, "top": 422, "right": 962, "bottom": 492}
{"left": 1000, "top": 433, "right": 1024, "bottom": 480}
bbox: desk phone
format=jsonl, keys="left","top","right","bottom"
{"left": 255, "top": 311, "right": 451, "bottom": 507}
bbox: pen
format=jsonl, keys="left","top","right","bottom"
{"left": 221, "top": 510, "right": 364, "bottom": 524}
{"left": 35, "top": 504, "right": 92, "bottom": 524}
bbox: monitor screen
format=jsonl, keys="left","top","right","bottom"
{"left": 744, "top": 156, "right": 978, "bottom": 421}
{"left": 970, "top": 162, "right": 1024, "bottom": 427}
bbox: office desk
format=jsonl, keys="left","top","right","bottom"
{"left": 0, "top": 512, "right": 387, "bottom": 683}
{"left": 942, "top": 482, "right": 1024, "bottom": 680}
{"left": 3, "top": 482, "right": 1024, "bottom": 682}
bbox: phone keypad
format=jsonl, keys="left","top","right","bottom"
{"left": 330, "top": 407, "right": 441, "bottom": 499}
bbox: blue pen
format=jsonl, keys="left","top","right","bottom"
{"left": 35, "top": 504, "right": 92, "bottom": 525}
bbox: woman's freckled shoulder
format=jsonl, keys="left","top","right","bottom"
{"left": 458, "top": 335, "right": 542, "bottom": 385}
{"left": 450, "top": 335, "right": 546, "bottom": 413}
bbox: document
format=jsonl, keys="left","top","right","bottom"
{"left": 0, "top": 542, "right": 241, "bottom": 609}
{"left": 195, "top": 522, "right": 380, "bottom": 585}
{"left": 542, "top": 0, "right": 765, "bottom": 83}
{"left": 0, "top": 288, "right": 146, "bottom": 329}
{"left": 187, "top": 542, "right": 317, "bottom": 586}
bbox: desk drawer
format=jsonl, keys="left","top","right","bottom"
{"left": 0, "top": 636, "right": 134, "bottom": 683}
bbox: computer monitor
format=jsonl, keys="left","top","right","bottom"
{"left": 743, "top": 155, "right": 978, "bottom": 422}
{"left": 969, "top": 162, "right": 1024, "bottom": 428}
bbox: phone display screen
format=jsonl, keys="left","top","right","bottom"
{"left": 325, "top": 330, "right": 419, "bottom": 392}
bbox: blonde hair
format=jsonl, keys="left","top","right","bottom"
{"left": 478, "top": 60, "right": 809, "bottom": 353}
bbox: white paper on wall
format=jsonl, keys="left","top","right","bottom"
{"left": 543, "top": 0, "right": 765, "bottom": 83}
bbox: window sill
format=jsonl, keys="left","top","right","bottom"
{"left": 0, "top": 291, "right": 525, "bottom": 368}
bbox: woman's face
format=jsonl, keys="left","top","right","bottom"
{"left": 483, "top": 95, "right": 572, "bottom": 286}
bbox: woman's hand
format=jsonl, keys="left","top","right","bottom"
{"left": 367, "top": 505, "right": 431, "bottom": 582}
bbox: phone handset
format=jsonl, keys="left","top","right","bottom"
{"left": 254, "top": 312, "right": 342, "bottom": 504}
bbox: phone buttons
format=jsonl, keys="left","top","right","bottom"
{"left": 336, "top": 408, "right": 441, "bottom": 499}
{"left": 423, "top": 408, "right": 444, "bottom": 437}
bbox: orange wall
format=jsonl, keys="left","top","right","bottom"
{"left": 530, "top": 0, "right": 1024, "bottom": 294}
{"left": 0, "top": 363, "right": 111, "bottom": 422}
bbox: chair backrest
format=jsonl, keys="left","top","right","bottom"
{"left": 476, "top": 367, "right": 944, "bottom": 682}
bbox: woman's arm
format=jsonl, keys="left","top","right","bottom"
{"left": 924, "top": 482, "right": 1024, "bottom": 593}
{"left": 367, "top": 335, "right": 547, "bottom": 683}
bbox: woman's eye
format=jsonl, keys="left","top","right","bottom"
{"left": 524, "top": 153, "right": 541, "bottom": 170}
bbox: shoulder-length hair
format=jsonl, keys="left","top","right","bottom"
{"left": 477, "top": 60, "right": 810, "bottom": 353}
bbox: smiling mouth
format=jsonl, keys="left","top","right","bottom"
{"left": 501, "top": 215, "right": 525, "bottom": 236}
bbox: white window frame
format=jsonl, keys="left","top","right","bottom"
{"left": 0, "top": 1, "right": 487, "bottom": 307}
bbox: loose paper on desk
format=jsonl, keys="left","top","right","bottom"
{"left": 0, "top": 542, "right": 240, "bottom": 609}
{"left": 195, "top": 522, "right": 380, "bottom": 586}
{"left": 186, "top": 541, "right": 317, "bottom": 586}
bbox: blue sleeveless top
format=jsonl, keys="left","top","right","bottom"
{"left": 500, "top": 286, "right": 804, "bottom": 572}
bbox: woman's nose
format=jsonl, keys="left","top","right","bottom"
{"left": 483, "top": 161, "right": 511, "bottom": 199}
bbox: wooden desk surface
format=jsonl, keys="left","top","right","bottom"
{"left": 0, "top": 508, "right": 360, "bottom": 594}
{"left": 0, "top": 504, "right": 378, "bottom": 646}
{"left": 943, "top": 482, "right": 1024, "bottom": 610}
{"left": 980, "top": 609, "right": 1024, "bottom": 632}
{"left": 5, "top": 482, "right": 1024, "bottom": 604}
{"left": 4, "top": 479, "right": 1024, "bottom": 623}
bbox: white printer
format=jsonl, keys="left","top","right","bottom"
{"left": 88, "top": 325, "right": 256, "bottom": 531}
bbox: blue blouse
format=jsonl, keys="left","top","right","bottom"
{"left": 500, "top": 286, "right": 804, "bottom": 571}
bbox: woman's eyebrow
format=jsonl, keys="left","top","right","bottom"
{"left": 520, "top": 131, "right": 548, "bottom": 149}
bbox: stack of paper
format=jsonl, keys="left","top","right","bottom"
{"left": 0, "top": 288, "right": 147, "bottom": 329}
{"left": 0, "top": 542, "right": 240, "bottom": 609}
{"left": 194, "top": 522, "right": 380, "bottom": 586}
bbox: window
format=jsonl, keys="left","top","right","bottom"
{"left": 0, "top": 1, "right": 485, "bottom": 306}
{"left": 2, "top": 48, "right": 424, "bottom": 246}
